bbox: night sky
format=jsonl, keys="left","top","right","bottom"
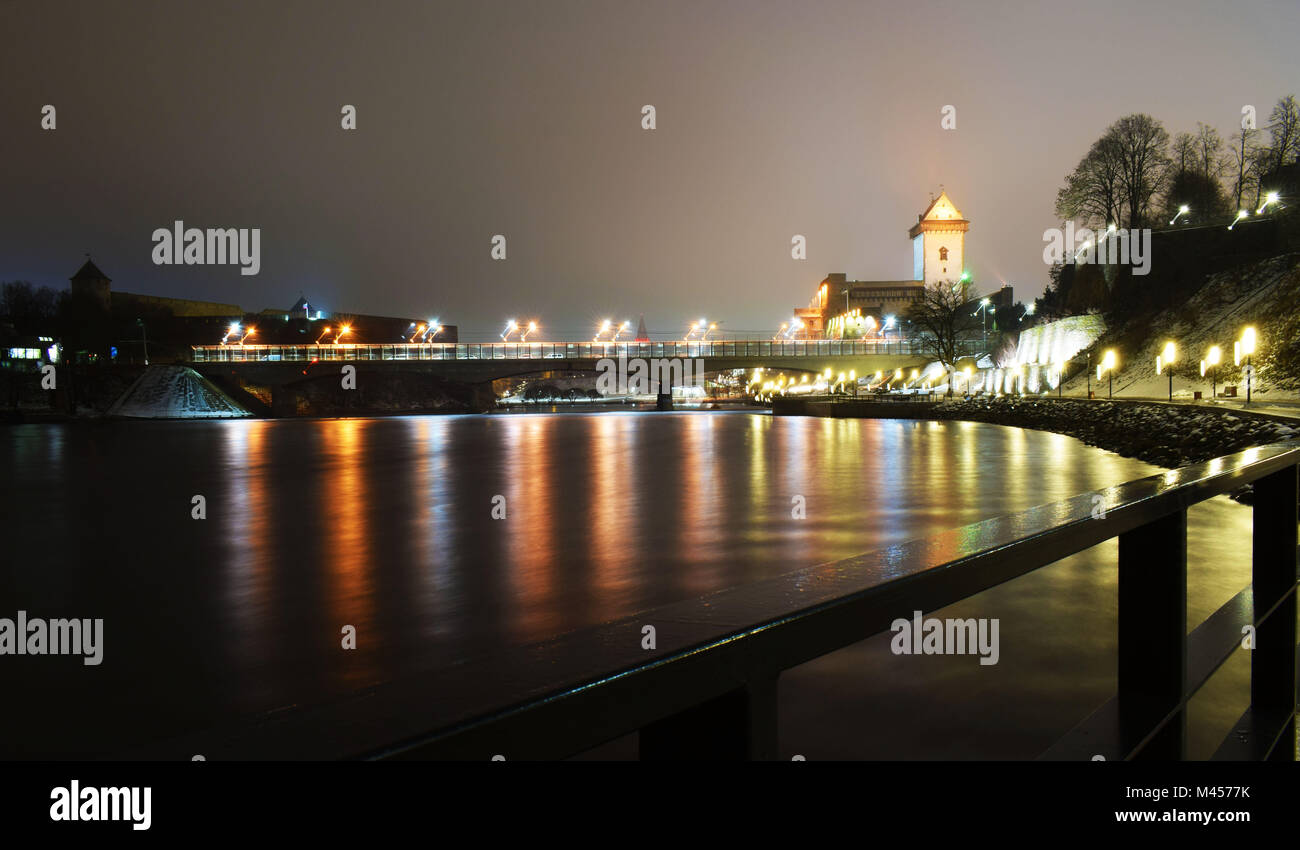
{"left": 3, "top": 0, "right": 1297, "bottom": 340}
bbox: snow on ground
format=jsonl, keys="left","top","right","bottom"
{"left": 1055, "top": 253, "right": 1300, "bottom": 404}
{"left": 108, "top": 365, "right": 253, "bottom": 419}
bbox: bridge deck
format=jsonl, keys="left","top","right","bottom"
{"left": 191, "top": 339, "right": 980, "bottom": 364}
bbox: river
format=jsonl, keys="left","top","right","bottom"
{"left": 0, "top": 411, "right": 1256, "bottom": 759}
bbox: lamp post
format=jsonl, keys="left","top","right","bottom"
{"left": 1155, "top": 340, "right": 1176, "bottom": 401}
{"left": 316, "top": 325, "right": 331, "bottom": 344}
{"left": 1206, "top": 345, "right": 1221, "bottom": 400}
{"left": 136, "top": 318, "right": 149, "bottom": 365}
{"left": 1239, "top": 326, "right": 1256, "bottom": 403}
{"left": 1098, "top": 349, "right": 1117, "bottom": 399}
{"left": 974, "top": 298, "right": 991, "bottom": 351}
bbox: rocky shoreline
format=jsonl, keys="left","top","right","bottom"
{"left": 928, "top": 397, "right": 1298, "bottom": 469}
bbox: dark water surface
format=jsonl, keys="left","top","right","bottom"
{"left": 0, "top": 412, "right": 1258, "bottom": 758}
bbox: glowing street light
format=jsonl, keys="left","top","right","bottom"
{"left": 612, "top": 320, "right": 629, "bottom": 342}
{"left": 501, "top": 319, "right": 519, "bottom": 341}
{"left": 973, "top": 298, "right": 993, "bottom": 350}
{"left": 1169, "top": 204, "right": 1189, "bottom": 225}
{"left": 239, "top": 326, "right": 256, "bottom": 345}
{"left": 1155, "top": 340, "right": 1176, "bottom": 400}
{"left": 334, "top": 324, "right": 352, "bottom": 344}
{"left": 409, "top": 323, "right": 426, "bottom": 343}
{"left": 1204, "top": 344, "right": 1222, "bottom": 399}
{"left": 774, "top": 322, "right": 788, "bottom": 341}
{"left": 316, "top": 325, "right": 331, "bottom": 344}
{"left": 1256, "top": 191, "right": 1280, "bottom": 215}
{"left": 702, "top": 322, "right": 717, "bottom": 341}
{"left": 521, "top": 320, "right": 538, "bottom": 342}
{"left": 220, "top": 322, "right": 240, "bottom": 344}
{"left": 1097, "top": 348, "right": 1118, "bottom": 399}
{"left": 1228, "top": 210, "right": 1249, "bottom": 230}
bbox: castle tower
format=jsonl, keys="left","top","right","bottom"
{"left": 70, "top": 257, "right": 111, "bottom": 310}
{"left": 908, "top": 191, "right": 969, "bottom": 288}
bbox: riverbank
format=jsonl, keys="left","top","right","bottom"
{"left": 774, "top": 395, "right": 1299, "bottom": 469}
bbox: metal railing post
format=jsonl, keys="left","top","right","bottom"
{"left": 639, "top": 674, "right": 779, "bottom": 760}
{"left": 1118, "top": 509, "right": 1187, "bottom": 759}
{"left": 1252, "top": 464, "right": 1298, "bottom": 760}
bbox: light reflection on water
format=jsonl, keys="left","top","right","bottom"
{"left": 0, "top": 412, "right": 1258, "bottom": 758}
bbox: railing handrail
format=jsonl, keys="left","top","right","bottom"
{"left": 147, "top": 442, "right": 1298, "bottom": 761}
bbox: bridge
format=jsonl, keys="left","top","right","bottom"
{"left": 190, "top": 339, "right": 980, "bottom": 413}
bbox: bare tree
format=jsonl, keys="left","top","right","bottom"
{"left": 1265, "top": 94, "right": 1300, "bottom": 175}
{"left": 1230, "top": 125, "right": 1262, "bottom": 211}
{"left": 904, "top": 280, "right": 981, "bottom": 397}
{"left": 1171, "top": 131, "right": 1195, "bottom": 174}
{"left": 1056, "top": 134, "right": 1124, "bottom": 229}
{"left": 1110, "top": 114, "right": 1172, "bottom": 230}
{"left": 1194, "top": 122, "right": 1228, "bottom": 183}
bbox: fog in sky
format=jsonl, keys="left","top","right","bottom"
{"left": 3, "top": 0, "right": 1297, "bottom": 339}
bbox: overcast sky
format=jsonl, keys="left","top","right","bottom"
{"left": 3, "top": 0, "right": 1297, "bottom": 339}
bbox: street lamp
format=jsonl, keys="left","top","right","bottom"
{"left": 1239, "top": 326, "right": 1257, "bottom": 403}
{"left": 1205, "top": 345, "right": 1221, "bottom": 399}
{"left": 774, "top": 322, "right": 787, "bottom": 341}
{"left": 1256, "top": 191, "right": 1280, "bottom": 215}
{"left": 1155, "top": 340, "right": 1176, "bottom": 401}
{"left": 409, "top": 323, "right": 426, "bottom": 343}
{"left": 521, "top": 321, "right": 538, "bottom": 342}
{"left": 221, "top": 322, "right": 240, "bottom": 345}
{"left": 136, "top": 318, "right": 149, "bottom": 365}
{"left": 974, "top": 298, "right": 992, "bottom": 351}
{"left": 1228, "top": 210, "right": 1249, "bottom": 230}
{"left": 501, "top": 319, "right": 519, "bottom": 341}
{"left": 316, "top": 325, "right": 331, "bottom": 343}
{"left": 1169, "top": 204, "right": 1189, "bottom": 225}
{"left": 1097, "top": 349, "right": 1118, "bottom": 399}
{"left": 334, "top": 324, "right": 351, "bottom": 344}
{"left": 239, "top": 326, "right": 256, "bottom": 345}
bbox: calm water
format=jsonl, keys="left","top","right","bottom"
{"left": 0, "top": 412, "right": 1259, "bottom": 758}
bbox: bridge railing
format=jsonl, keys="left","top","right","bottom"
{"left": 345, "top": 443, "right": 1294, "bottom": 761}
{"left": 190, "top": 339, "right": 981, "bottom": 363}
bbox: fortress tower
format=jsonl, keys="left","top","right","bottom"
{"left": 908, "top": 190, "right": 969, "bottom": 288}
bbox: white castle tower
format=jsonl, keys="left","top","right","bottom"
{"left": 908, "top": 190, "right": 969, "bottom": 288}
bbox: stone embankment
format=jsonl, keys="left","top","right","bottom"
{"left": 928, "top": 397, "right": 1297, "bottom": 469}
